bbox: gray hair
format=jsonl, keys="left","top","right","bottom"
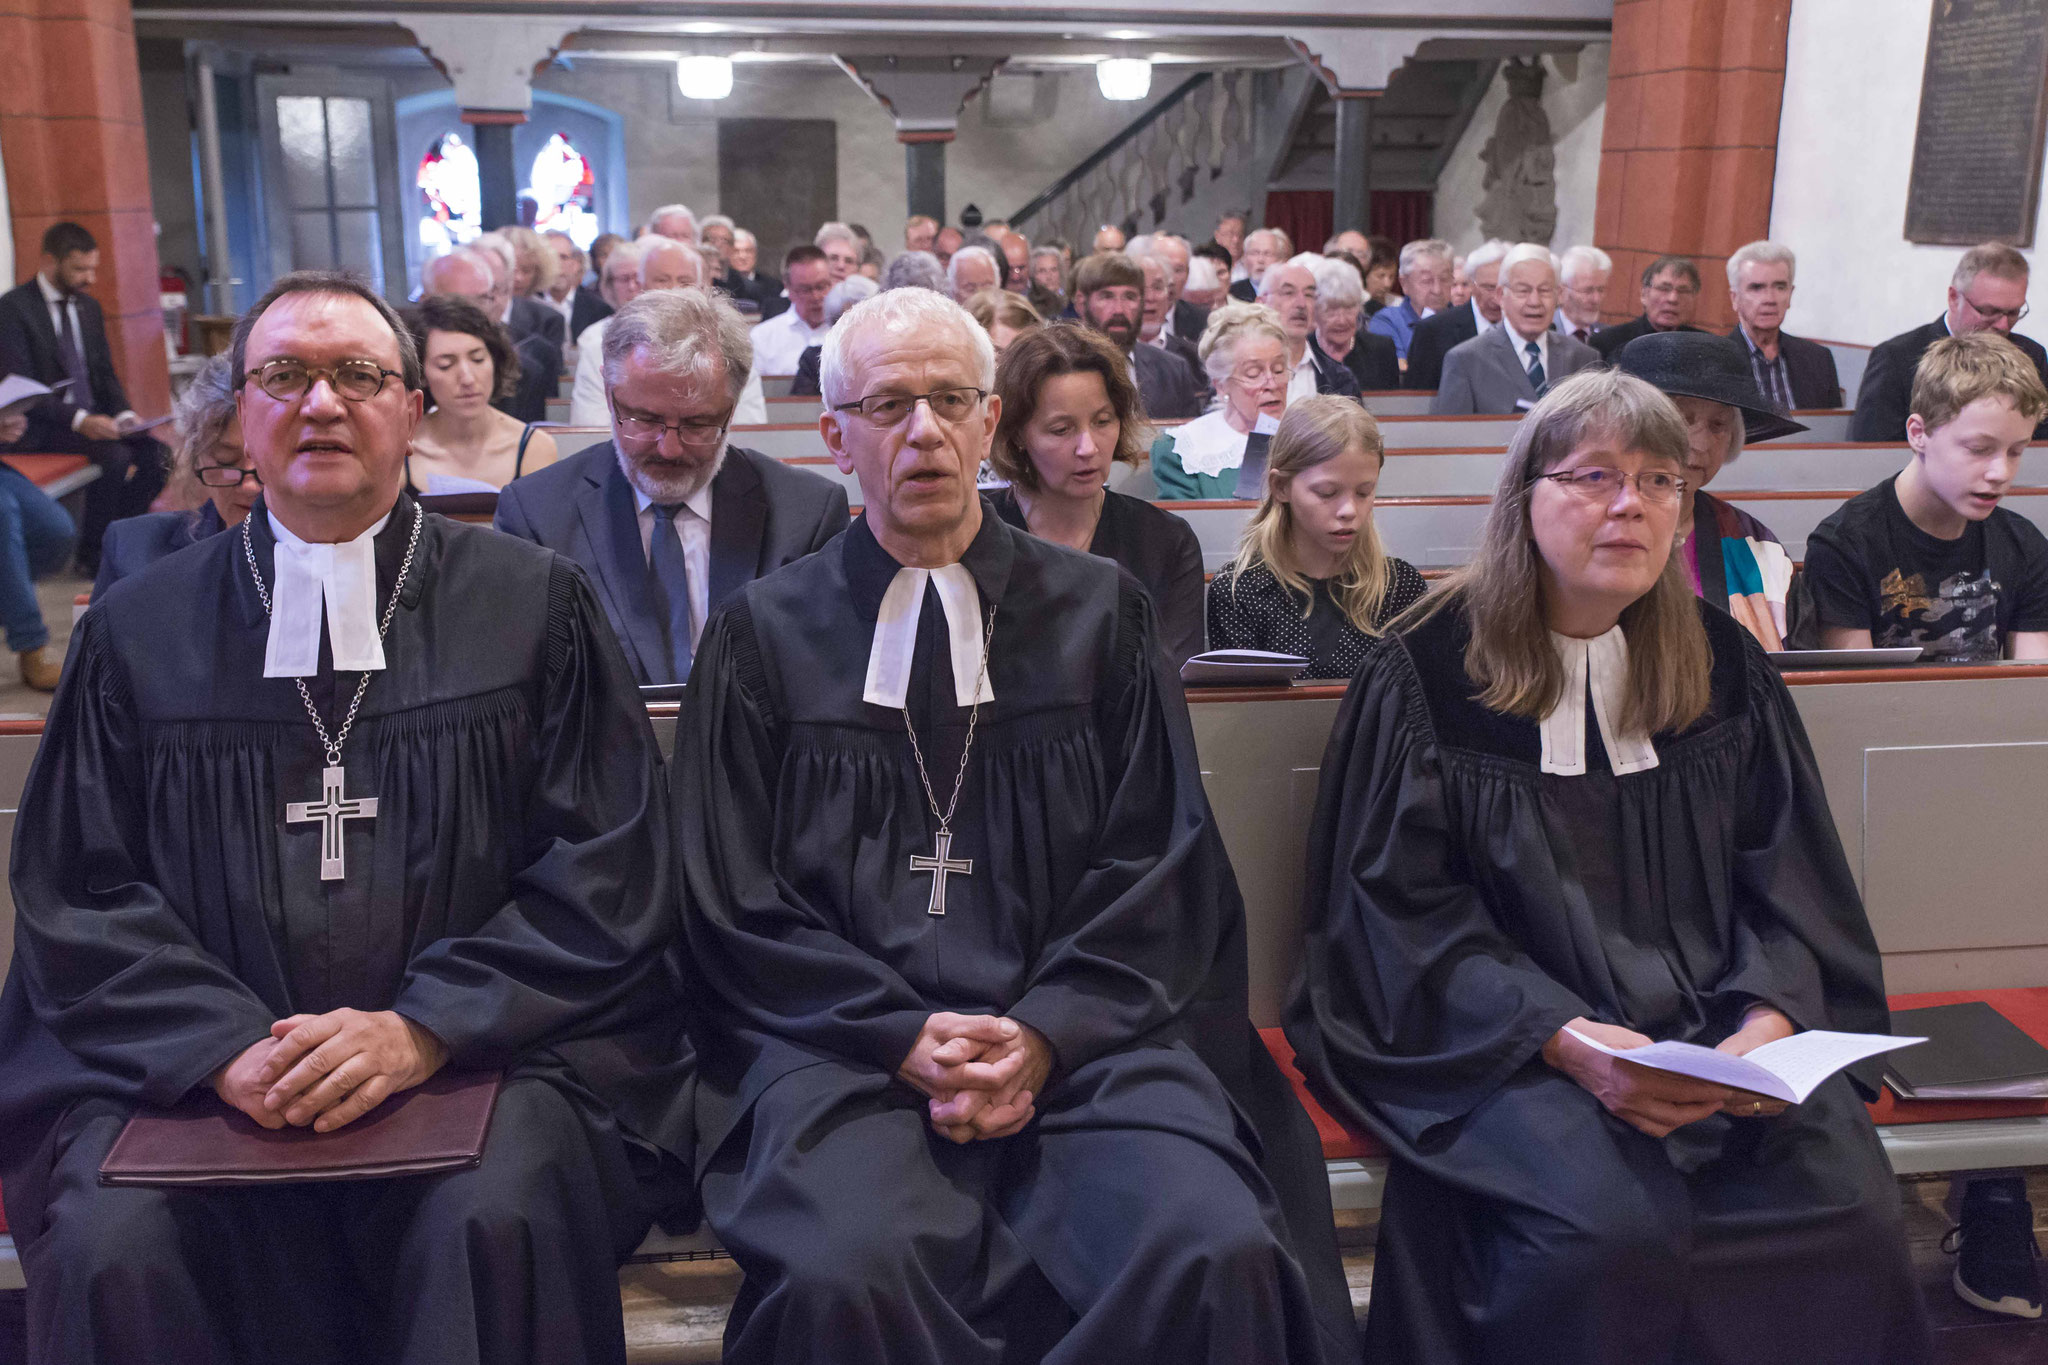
{"left": 947, "top": 245, "right": 1001, "bottom": 295}
{"left": 824, "top": 275, "right": 880, "bottom": 326}
{"left": 1726, "top": 240, "right": 1795, "bottom": 289}
{"left": 1398, "top": 237, "right": 1454, "bottom": 277}
{"left": 1258, "top": 254, "right": 1322, "bottom": 299}
{"left": 883, "top": 250, "right": 947, "bottom": 293}
{"left": 815, "top": 221, "right": 859, "bottom": 250}
{"left": 733, "top": 228, "right": 757, "bottom": 249}
{"left": 601, "top": 288, "right": 754, "bottom": 407}
{"left": 640, "top": 237, "right": 713, "bottom": 287}
{"left": 644, "top": 204, "right": 697, "bottom": 241}
{"left": 173, "top": 352, "right": 238, "bottom": 482}
{"left": 699, "top": 214, "right": 736, "bottom": 236}
{"left": 1952, "top": 242, "right": 2031, "bottom": 293}
{"left": 1499, "top": 242, "right": 1559, "bottom": 282}
{"left": 599, "top": 238, "right": 645, "bottom": 277}
{"left": 1311, "top": 255, "right": 1365, "bottom": 312}
{"left": 820, "top": 287, "right": 994, "bottom": 410}
{"left": 1465, "top": 238, "right": 1512, "bottom": 275}
{"left": 1559, "top": 244, "right": 1612, "bottom": 283}
{"left": 472, "top": 232, "right": 515, "bottom": 276}
{"left": 1198, "top": 299, "right": 1289, "bottom": 387}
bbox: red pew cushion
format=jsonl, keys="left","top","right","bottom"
{"left": 1, "top": 453, "right": 89, "bottom": 490}
{"left": 1258, "top": 1027, "right": 1388, "bottom": 1161}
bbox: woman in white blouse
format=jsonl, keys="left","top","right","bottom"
{"left": 1149, "top": 301, "right": 1291, "bottom": 499}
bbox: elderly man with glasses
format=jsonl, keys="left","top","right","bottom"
{"left": 498, "top": 288, "right": 847, "bottom": 687}
{"left": 668, "top": 284, "right": 1356, "bottom": 1365}
{"left": 1852, "top": 241, "right": 2048, "bottom": 442}
{"left": 1, "top": 269, "right": 696, "bottom": 1364}
{"left": 1433, "top": 244, "right": 1601, "bottom": 415}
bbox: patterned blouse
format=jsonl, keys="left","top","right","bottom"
{"left": 1206, "top": 556, "right": 1429, "bottom": 680}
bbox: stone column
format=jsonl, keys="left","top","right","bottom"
{"left": 837, "top": 56, "right": 1002, "bottom": 226}
{"left": 0, "top": 0, "right": 168, "bottom": 416}
{"left": 1593, "top": 0, "right": 1793, "bottom": 331}
{"left": 471, "top": 119, "right": 520, "bottom": 230}
{"left": 1332, "top": 95, "right": 1375, "bottom": 233}
{"left": 904, "top": 136, "right": 947, "bottom": 225}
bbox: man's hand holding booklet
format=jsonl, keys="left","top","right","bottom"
{"left": 1564, "top": 1026, "right": 1925, "bottom": 1104}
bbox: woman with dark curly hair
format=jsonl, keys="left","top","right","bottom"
{"left": 989, "top": 323, "right": 1205, "bottom": 664}
{"left": 402, "top": 294, "right": 558, "bottom": 493}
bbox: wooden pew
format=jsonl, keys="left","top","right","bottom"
{"left": 1818, "top": 339, "right": 1873, "bottom": 408}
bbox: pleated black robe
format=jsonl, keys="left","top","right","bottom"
{"left": 673, "top": 506, "right": 1354, "bottom": 1364}
{"left": 1285, "top": 595, "right": 1932, "bottom": 1364}
{"left": 0, "top": 496, "right": 694, "bottom": 1365}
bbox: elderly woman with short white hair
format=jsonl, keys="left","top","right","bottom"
{"left": 1148, "top": 301, "right": 1292, "bottom": 500}
{"left": 1309, "top": 257, "right": 1400, "bottom": 392}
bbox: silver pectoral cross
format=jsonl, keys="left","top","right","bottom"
{"left": 909, "top": 829, "right": 972, "bottom": 916}
{"left": 285, "top": 765, "right": 379, "bottom": 881}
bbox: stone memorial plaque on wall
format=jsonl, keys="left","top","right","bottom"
{"left": 1905, "top": 0, "right": 2048, "bottom": 246}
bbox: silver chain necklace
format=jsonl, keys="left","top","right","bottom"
{"left": 903, "top": 603, "right": 995, "bottom": 916}
{"left": 243, "top": 506, "right": 421, "bottom": 881}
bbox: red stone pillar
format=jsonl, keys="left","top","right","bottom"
{"left": 1593, "top": 0, "right": 1793, "bottom": 332}
{"left": 0, "top": 0, "right": 168, "bottom": 418}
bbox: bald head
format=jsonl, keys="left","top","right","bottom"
{"left": 422, "top": 251, "right": 493, "bottom": 305}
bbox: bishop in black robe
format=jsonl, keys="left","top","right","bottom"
{"left": 1285, "top": 597, "right": 1932, "bottom": 1363}
{"left": 673, "top": 507, "right": 1355, "bottom": 1364}
{"left": 0, "top": 496, "right": 694, "bottom": 1365}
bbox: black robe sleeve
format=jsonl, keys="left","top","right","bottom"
{"left": 394, "top": 559, "right": 676, "bottom": 1065}
{"left": 1004, "top": 582, "right": 1235, "bottom": 1076}
{"left": 1284, "top": 635, "right": 1592, "bottom": 1139}
{"left": 676, "top": 599, "right": 936, "bottom": 1077}
{"left": 9, "top": 609, "right": 276, "bottom": 1105}
{"left": 1711, "top": 647, "right": 1892, "bottom": 1043}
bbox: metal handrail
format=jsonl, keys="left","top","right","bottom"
{"left": 1009, "top": 71, "right": 1212, "bottom": 229}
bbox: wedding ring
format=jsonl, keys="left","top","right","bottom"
{"left": 1748, "top": 1101, "right": 1763, "bottom": 1116}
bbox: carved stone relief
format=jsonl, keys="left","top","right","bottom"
{"left": 1479, "top": 58, "right": 1559, "bottom": 245}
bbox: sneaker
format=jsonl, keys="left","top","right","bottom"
{"left": 16, "top": 645, "right": 59, "bottom": 691}
{"left": 1946, "top": 1177, "right": 2043, "bottom": 1319}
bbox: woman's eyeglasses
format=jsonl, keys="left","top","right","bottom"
{"left": 1530, "top": 467, "right": 1687, "bottom": 505}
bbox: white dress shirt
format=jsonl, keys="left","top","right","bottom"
{"left": 1286, "top": 345, "right": 1320, "bottom": 405}
{"left": 38, "top": 272, "right": 132, "bottom": 432}
{"left": 634, "top": 483, "right": 715, "bottom": 649}
{"left": 749, "top": 309, "right": 830, "bottom": 377}
{"left": 570, "top": 317, "right": 769, "bottom": 428}
{"left": 1503, "top": 320, "right": 1552, "bottom": 387}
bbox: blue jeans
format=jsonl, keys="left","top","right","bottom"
{"left": 0, "top": 465, "right": 76, "bottom": 652}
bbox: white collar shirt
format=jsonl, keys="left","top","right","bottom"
{"left": 749, "top": 309, "right": 831, "bottom": 377}
{"left": 1503, "top": 320, "right": 1552, "bottom": 385}
{"left": 862, "top": 562, "right": 993, "bottom": 710}
{"left": 263, "top": 509, "right": 394, "bottom": 677}
{"left": 1286, "top": 345, "right": 1320, "bottom": 404}
{"left": 634, "top": 482, "right": 716, "bottom": 649}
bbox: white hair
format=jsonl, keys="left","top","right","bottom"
{"left": 1464, "top": 239, "right": 1512, "bottom": 275}
{"left": 946, "top": 245, "right": 1001, "bottom": 295}
{"left": 599, "top": 238, "right": 645, "bottom": 275}
{"left": 1397, "top": 238, "right": 1454, "bottom": 277}
{"left": 1499, "top": 242, "right": 1559, "bottom": 282}
{"left": 824, "top": 275, "right": 880, "bottom": 326}
{"left": 1258, "top": 253, "right": 1323, "bottom": 298}
{"left": 639, "top": 237, "right": 712, "bottom": 287}
{"left": 643, "top": 204, "right": 697, "bottom": 241}
{"left": 1245, "top": 227, "right": 1286, "bottom": 256}
{"left": 883, "top": 250, "right": 947, "bottom": 293}
{"left": 820, "top": 287, "right": 994, "bottom": 410}
{"left": 471, "top": 233, "right": 515, "bottom": 277}
{"left": 1311, "top": 255, "right": 1365, "bottom": 312}
{"left": 1186, "top": 257, "right": 1222, "bottom": 292}
{"left": 815, "top": 221, "right": 859, "bottom": 250}
{"left": 1125, "top": 233, "right": 1164, "bottom": 265}
{"left": 1559, "top": 244, "right": 1613, "bottom": 283}
{"left": 699, "top": 214, "right": 736, "bottom": 235}
{"left": 732, "top": 228, "right": 757, "bottom": 248}
{"left": 1726, "top": 240, "right": 1795, "bottom": 289}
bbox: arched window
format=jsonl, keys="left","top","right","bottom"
{"left": 416, "top": 131, "right": 481, "bottom": 254}
{"left": 524, "top": 132, "right": 599, "bottom": 249}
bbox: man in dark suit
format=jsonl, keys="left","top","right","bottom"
{"left": 0, "top": 221, "right": 167, "bottom": 576}
{"left": 495, "top": 289, "right": 848, "bottom": 686}
{"left": 476, "top": 232, "right": 567, "bottom": 353}
{"left": 1073, "top": 253, "right": 1202, "bottom": 420}
{"left": 1852, "top": 241, "right": 2048, "bottom": 442}
{"left": 1591, "top": 255, "right": 1707, "bottom": 359}
{"left": 422, "top": 248, "right": 561, "bottom": 425}
{"left": 541, "top": 231, "right": 610, "bottom": 341}
{"left": 1404, "top": 239, "right": 1508, "bottom": 390}
{"left": 1725, "top": 240, "right": 1842, "bottom": 412}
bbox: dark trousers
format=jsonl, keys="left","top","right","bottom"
{"left": 18, "top": 1077, "right": 660, "bottom": 1365}
{"left": 9, "top": 429, "right": 168, "bottom": 571}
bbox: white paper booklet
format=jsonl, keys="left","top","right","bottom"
{"left": 1179, "top": 650, "right": 1308, "bottom": 687}
{"left": 0, "top": 374, "right": 52, "bottom": 414}
{"left": 1564, "top": 1027, "right": 1927, "bottom": 1104}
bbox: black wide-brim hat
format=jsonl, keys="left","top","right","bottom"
{"left": 1612, "top": 330, "right": 1809, "bottom": 444}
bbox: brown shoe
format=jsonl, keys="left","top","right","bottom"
{"left": 18, "top": 645, "right": 60, "bottom": 691}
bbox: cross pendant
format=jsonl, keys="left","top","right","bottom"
{"left": 909, "top": 829, "right": 972, "bottom": 916}
{"left": 285, "top": 765, "right": 380, "bottom": 881}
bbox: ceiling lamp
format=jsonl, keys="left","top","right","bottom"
{"left": 1096, "top": 57, "right": 1152, "bottom": 101}
{"left": 676, "top": 55, "right": 734, "bottom": 101}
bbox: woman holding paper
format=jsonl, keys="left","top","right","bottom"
{"left": 1286, "top": 369, "right": 1931, "bottom": 1364}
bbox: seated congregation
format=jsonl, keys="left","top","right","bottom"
{"left": 3, "top": 198, "right": 2048, "bottom": 1365}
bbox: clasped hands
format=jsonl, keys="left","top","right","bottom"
{"left": 212, "top": 1008, "right": 448, "bottom": 1133}
{"left": 1544, "top": 1005, "right": 1797, "bottom": 1139}
{"left": 897, "top": 1012, "right": 1054, "bottom": 1144}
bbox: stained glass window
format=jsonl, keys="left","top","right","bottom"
{"left": 525, "top": 133, "right": 600, "bottom": 249}
{"left": 416, "top": 131, "right": 481, "bottom": 254}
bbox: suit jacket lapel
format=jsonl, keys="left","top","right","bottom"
{"left": 1485, "top": 327, "right": 1536, "bottom": 401}
{"left": 708, "top": 449, "right": 765, "bottom": 613}
{"left": 575, "top": 450, "right": 671, "bottom": 684}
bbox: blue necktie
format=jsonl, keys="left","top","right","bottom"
{"left": 1524, "top": 339, "right": 1548, "bottom": 396}
{"left": 648, "top": 503, "right": 694, "bottom": 683}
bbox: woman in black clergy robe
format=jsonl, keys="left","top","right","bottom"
{"left": 986, "top": 323, "right": 1206, "bottom": 666}
{"left": 1286, "top": 369, "right": 1932, "bottom": 1364}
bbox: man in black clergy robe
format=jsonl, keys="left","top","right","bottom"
{"left": 673, "top": 286, "right": 1355, "bottom": 1364}
{"left": 0, "top": 270, "right": 693, "bottom": 1365}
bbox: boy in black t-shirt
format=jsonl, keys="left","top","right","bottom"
{"left": 1806, "top": 331, "right": 2048, "bottom": 662}
{"left": 1805, "top": 330, "right": 2048, "bottom": 1323}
